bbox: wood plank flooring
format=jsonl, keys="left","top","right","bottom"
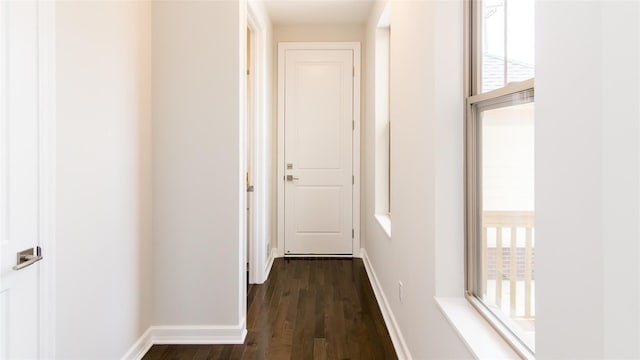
{"left": 142, "top": 258, "right": 397, "bottom": 360}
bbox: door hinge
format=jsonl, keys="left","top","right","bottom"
{"left": 352, "top": 120, "right": 355, "bottom": 130}
{"left": 352, "top": 175, "right": 354, "bottom": 185}
{"left": 353, "top": 66, "right": 355, "bottom": 77}
{"left": 352, "top": 229, "right": 354, "bottom": 238}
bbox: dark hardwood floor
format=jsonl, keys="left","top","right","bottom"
{"left": 142, "top": 258, "right": 397, "bottom": 360}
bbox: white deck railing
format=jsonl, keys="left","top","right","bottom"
{"left": 482, "top": 211, "right": 535, "bottom": 319}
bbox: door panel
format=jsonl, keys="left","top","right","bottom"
{"left": 284, "top": 49, "right": 353, "bottom": 255}
{"left": 0, "top": 1, "right": 42, "bottom": 358}
{"left": 294, "top": 186, "right": 342, "bottom": 233}
{"left": 295, "top": 63, "right": 343, "bottom": 170}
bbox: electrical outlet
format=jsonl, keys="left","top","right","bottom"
{"left": 398, "top": 281, "right": 404, "bottom": 303}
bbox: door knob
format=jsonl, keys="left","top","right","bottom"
{"left": 286, "top": 175, "right": 299, "bottom": 181}
{"left": 13, "top": 246, "right": 43, "bottom": 270}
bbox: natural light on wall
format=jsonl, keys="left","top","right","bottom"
{"left": 466, "top": 0, "right": 535, "bottom": 357}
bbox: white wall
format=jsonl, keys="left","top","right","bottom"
{"left": 55, "top": 1, "right": 152, "bottom": 358}
{"left": 536, "top": 1, "right": 640, "bottom": 358}
{"left": 363, "top": 1, "right": 472, "bottom": 358}
{"left": 432, "top": 0, "right": 467, "bottom": 300}
{"left": 152, "top": 0, "right": 246, "bottom": 328}
{"left": 274, "top": 24, "right": 365, "bottom": 43}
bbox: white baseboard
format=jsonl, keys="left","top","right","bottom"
{"left": 361, "top": 249, "right": 413, "bottom": 360}
{"left": 121, "top": 321, "right": 247, "bottom": 360}
{"left": 264, "top": 248, "right": 276, "bottom": 281}
{"left": 121, "top": 327, "right": 154, "bottom": 360}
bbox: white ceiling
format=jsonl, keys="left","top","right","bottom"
{"left": 261, "top": 0, "right": 374, "bottom": 25}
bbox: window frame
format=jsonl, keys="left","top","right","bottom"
{"left": 464, "top": 0, "right": 535, "bottom": 358}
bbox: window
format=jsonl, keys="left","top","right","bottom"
{"left": 465, "top": 0, "right": 535, "bottom": 357}
{"left": 375, "top": 2, "right": 391, "bottom": 233}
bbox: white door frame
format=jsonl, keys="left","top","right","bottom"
{"left": 38, "top": 1, "right": 56, "bottom": 357}
{"left": 246, "top": 2, "right": 271, "bottom": 284}
{"left": 277, "top": 42, "right": 361, "bottom": 258}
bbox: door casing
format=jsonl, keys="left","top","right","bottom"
{"left": 246, "top": 3, "right": 272, "bottom": 284}
{"left": 38, "top": 3, "right": 56, "bottom": 356}
{"left": 276, "top": 42, "right": 361, "bottom": 258}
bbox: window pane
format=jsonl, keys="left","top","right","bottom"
{"left": 481, "top": 0, "right": 505, "bottom": 92}
{"left": 479, "top": 0, "right": 535, "bottom": 93}
{"left": 477, "top": 94, "right": 535, "bottom": 351}
{"left": 506, "top": 0, "right": 535, "bottom": 83}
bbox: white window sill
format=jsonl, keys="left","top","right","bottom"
{"left": 374, "top": 214, "right": 391, "bottom": 238}
{"left": 434, "top": 297, "right": 519, "bottom": 360}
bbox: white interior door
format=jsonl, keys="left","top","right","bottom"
{"left": 284, "top": 48, "right": 354, "bottom": 255}
{"left": 0, "top": 1, "right": 44, "bottom": 358}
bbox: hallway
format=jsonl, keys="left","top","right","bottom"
{"left": 142, "top": 259, "right": 397, "bottom": 359}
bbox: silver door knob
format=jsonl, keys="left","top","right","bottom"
{"left": 286, "top": 175, "right": 299, "bottom": 181}
{"left": 13, "top": 246, "right": 43, "bottom": 270}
